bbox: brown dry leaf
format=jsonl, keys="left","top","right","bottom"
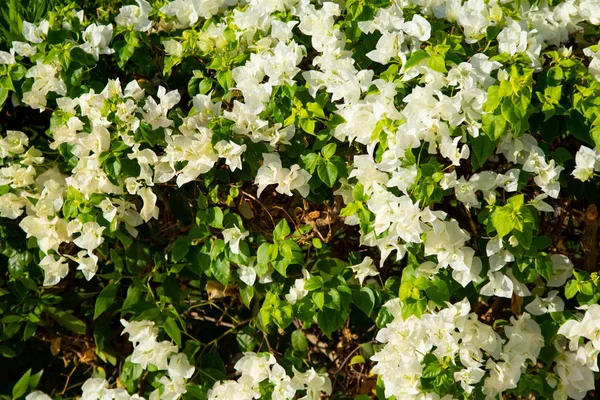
{"left": 205, "top": 281, "right": 236, "bottom": 299}
{"left": 306, "top": 333, "right": 319, "bottom": 345}
{"left": 586, "top": 204, "right": 598, "bottom": 221}
{"left": 50, "top": 337, "right": 61, "bottom": 356}
{"left": 511, "top": 294, "right": 523, "bottom": 316}
{"left": 308, "top": 211, "right": 321, "bottom": 220}
{"left": 358, "top": 371, "right": 378, "bottom": 395}
{"left": 80, "top": 347, "right": 97, "bottom": 364}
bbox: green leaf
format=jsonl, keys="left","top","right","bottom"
{"left": 422, "top": 355, "right": 442, "bottom": 378}
{"left": 45, "top": 307, "right": 86, "bottom": 335}
{"left": 122, "top": 285, "right": 143, "bottom": 311}
{"left": 259, "top": 293, "right": 292, "bottom": 331}
{"left": 470, "top": 134, "right": 496, "bottom": 170}
{"left": 291, "top": 330, "right": 309, "bottom": 352}
{"left": 307, "top": 102, "right": 325, "bottom": 119}
{"left": 318, "top": 160, "right": 338, "bottom": 188}
{"left": 566, "top": 110, "right": 593, "bottom": 145}
{"left": 317, "top": 308, "right": 345, "bottom": 338}
{"left": 564, "top": 279, "right": 578, "bottom": 299}
{"left": 580, "top": 281, "right": 594, "bottom": 296}
{"left": 401, "top": 297, "right": 427, "bottom": 319}
{"left": 0, "top": 75, "right": 14, "bottom": 91}
{"left": 210, "top": 258, "right": 230, "bottom": 285}
{"left": 300, "top": 118, "right": 315, "bottom": 134}
{"left": 207, "top": 207, "right": 224, "bottom": 229}
{"left": 94, "top": 282, "right": 118, "bottom": 319}
{"left": 171, "top": 237, "right": 191, "bottom": 263}
{"left": 114, "top": 41, "right": 136, "bottom": 69}
{"left": 380, "top": 64, "right": 399, "bottom": 82}
{"left": 325, "top": 288, "right": 341, "bottom": 310}
{"left": 138, "top": 122, "right": 165, "bottom": 146}
{"left": 425, "top": 279, "right": 449, "bottom": 306}
{"left": 273, "top": 257, "right": 290, "bottom": 278}
{"left": 304, "top": 276, "right": 324, "bottom": 291}
{"left": 125, "top": 241, "right": 150, "bottom": 274}
{"left": 12, "top": 369, "right": 31, "bottom": 400}
{"left": 70, "top": 47, "right": 97, "bottom": 67}
{"left": 313, "top": 291, "right": 325, "bottom": 310}
{"left": 236, "top": 326, "right": 259, "bottom": 352}
{"left": 482, "top": 111, "right": 507, "bottom": 141}
{"left": 482, "top": 85, "right": 501, "bottom": 113}
{"left": 273, "top": 219, "right": 291, "bottom": 241}
{"left": 0, "top": 87, "right": 9, "bottom": 108}
{"left": 404, "top": 50, "right": 429, "bottom": 69}
{"left": 197, "top": 193, "right": 208, "bottom": 209}
{"left": 321, "top": 143, "right": 337, "bottom": 159}
{"left": 257, "top": 242, "right": 271, "bottom": 269}
{"left": 240, "top": 284, "right": 254, "bottom": 308}
{"left": 216, "top": 70, "right": 234, "bottom": 90}
{"left": 428, "top": 54, "right": 446, "bottom": 73}
{"left": 301, "top": 152, "right": 319, "bottom": 173}
{"left": 28, "top": 370, "right": 43, "bottom": 391}
{"left": 536, "top": 256, "right": 553, "bottom": 281}
{"left": 163, "top": 317, "right": 182, "bottom": 347}
{"left": 501, "top": 97, "right": 521, "bottom": 130}
{"left": 492, "top": 208, "right": 514, "bottom": 237}
{"left": 546, "top": 66, "right": 563, "bottom": 86}
{"left": 354, "top": 287, "right": 375, "bottom": 317}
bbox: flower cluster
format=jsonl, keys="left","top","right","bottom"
{"left": 22, "top": 319, "right": 194, "bottom": 400}
{"left": 208, "top": 352, "right": 331, "bottom": 400}
{"left": 1, "top": 0, "right": 600, "bottom": 398}
{"left": 372, "top": 299, "right": 544, "bottom": 399}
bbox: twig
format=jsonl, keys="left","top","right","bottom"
{"left": 60, "top": 364, "right": 78, "bottom": 395}
{"left": 242, "top": 190, "right": 275, "bottom": 228}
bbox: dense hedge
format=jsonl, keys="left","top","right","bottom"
{"left": 1, "top": 0, "right": 600, "bottom": 399}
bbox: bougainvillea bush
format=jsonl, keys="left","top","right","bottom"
{"left": 2, "top": 0, "right": 600, "bottom": 398}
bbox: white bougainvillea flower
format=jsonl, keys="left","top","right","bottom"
{"left": 163, "top": 39, "right": 184, "bottom": 57}
{"left": 81, "top": 378, "right": 110, "bottom": 400}
{"left": 222, "top": 225, "right": 249, "bottom": 255}
{"left": 22, "top": 20, "right": 49, "bottom": 44}
{"left": 525, "top": 290, "right": 565, "bottom": 316}
{"left": 12, "top": 41, "right": 37, "bottom": 57}
{"left": 572, "top": 145, "right": 600, "bottom": 181}
{"left": 584, "top": 41, "right": 600, "bottom": 81}
{"left": 0, "top": 193, "right": 27, "bottom": 219}
{"left": 403, "top": 14, "right": 431, "bottom": 41}
{"left": 291, "top": 366, "right": 333, "bottom": 400}
{"left": 73, "top": 221, "right": 105, "bottom": 252}
{"left": 530, "top": 193, "right": 554, "bottom": 213}
{"left": 349, "top": 256, "right": 379, "bottom": 285}
{"left": 71, "top": 250, "right": 99, "bottom": 281}
{"left": 214, "top": 140, "right": 247, "bottom": 172}
{"left": 285, "top": 269, "right": 310, "bottom": 305}
{"left": 25, "top": 392, "right": 51, "bottom": 400}
{"left": 39, "top": 253, "right": 69, "bottom": 286}
{"left": 0, "top": 49, "right": 15, "bottom": 65}
{"left": 121, "top": 319, "right": 159, "bottom": 345}
{"left": 237, "top": 264, "right": 256, "bottom": 286}
{"left": 255, "top": 153, "right": 311, "bottom": 197}
{"left": 115, "top": 0, "right": 153, "bottom": 32}
{"left": 80, "top": 23, "right": 114, "bottom": 60}
{"left": 168, "top": 353, "right": 195, "bottom": 380}
{"left": 137, "top": 186, "right": 159, "bottom": 222}
{"left": 548, "top": 254, "right": 574, "bottom": 287}
{"left": 480, "top": 271, "right": 514, "bottom": 298}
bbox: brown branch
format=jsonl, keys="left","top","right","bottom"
{"left": 582, "top": 204, "right": 600, "bottom": 272}
{"left": 60, "top": 364, "right": 78, "bottom": 395}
